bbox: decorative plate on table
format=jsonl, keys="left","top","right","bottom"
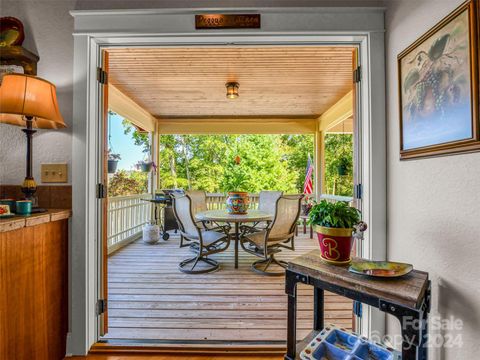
{"left": 349, "top": 259, "right": 413, "bottom": 278}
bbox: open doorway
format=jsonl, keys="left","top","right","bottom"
{"left": 99, "top": 45, "right": 359, "bottom": 345}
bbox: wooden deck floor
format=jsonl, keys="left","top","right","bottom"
{"left": 105, "top": 233, "right": 352, "bottom": 344}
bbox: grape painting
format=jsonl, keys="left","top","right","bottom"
{"left": 399, "top": 7, "right": 474, "bottom": 153}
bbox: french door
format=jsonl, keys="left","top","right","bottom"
{"left": 99, "top": 50, "right": 109, "bottom": 336}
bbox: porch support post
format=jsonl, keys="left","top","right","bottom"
{"left": 314, "top": 125, "right": 325, "bottom": 201}
{"left": 155, "top": 121, "right": 161, "bottom": 190}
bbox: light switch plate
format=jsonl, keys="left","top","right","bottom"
{"left": 41, "top": 163, "right": 68, "bottom": 183}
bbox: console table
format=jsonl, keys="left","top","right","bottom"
{"left": 285, "top": 250, "right": 431, "bottom": 360}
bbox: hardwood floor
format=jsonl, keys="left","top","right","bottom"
{"left": 105, "top": 233, "right": 352, "bottom": 343}
{"left": 70, "top": 355, "right": 282, "bottom": 359}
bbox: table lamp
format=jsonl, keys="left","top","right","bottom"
{"left": 0, "top": 73, "right": 66, "bottom": 208}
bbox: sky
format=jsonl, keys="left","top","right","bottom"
{"left": 108, "top": 113, "right": 146, "bottom": 170}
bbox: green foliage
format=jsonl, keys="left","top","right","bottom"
{"left": 428, "top": 34, "right": 450, "bottom": 60}
{"left": 222, "top": 160, "right": 249, "bottom": 192}
{"left": 121, "top": 118, "right": 151, "bottom": 156}
{"left": 280, "top": 134, "right": 315, "bottom": 191}
{"left": 324, "top": 134, "right": 353, "bottom": 196}
{"left": 404, "top": 69, "right": 420, "bottom": 92}
{"left": 158, "top": 134, "right": 311, "bottom": 193}
{"left": 108, "top": 170, "right": 148, "bottom": 197}
{"left": 108, "top": 151, "right": 121, "bottom": 161}
{"left": 308, "top": 200, "right": 361, "bottom": 229}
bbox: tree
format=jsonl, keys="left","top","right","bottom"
{"left": 324, "top": 134, "right": 353, "bottom": 196}
{"left": 108, "top": 170, "right": 148, "bottom": 197}
{"left": 280, "top": 135, "right": 315, "bottom": 191}
{"left": 157, "top": 134, "right": 308, "bottom": 193}
{"left": 121, "top": 118, "right": 151, "bottom": 157}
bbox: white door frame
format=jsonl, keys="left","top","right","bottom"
{"left": 70, "top": 7, "right": 386, "bottom": 355}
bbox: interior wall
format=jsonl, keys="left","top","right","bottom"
{"left": 385, "top": 0, "right": 480, "bottom": 358}
{"left": 0, "top": 0, "right": 75, "bottom": 186}
{"left": 0, "top": 0, "right": 383, "bottom": 187}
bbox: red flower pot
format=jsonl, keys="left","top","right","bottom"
{"left": 314, "top": 225, "right": 354, "bottom": 265}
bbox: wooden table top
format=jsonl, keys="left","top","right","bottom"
{"left": 195, "top": 209, "right": 273, "bottom": 223}
{"left": 0, "top": 209, "right": 71, "bottom": 233}
{"left": 288, "top": 249, "right": 429, "bottom": 309}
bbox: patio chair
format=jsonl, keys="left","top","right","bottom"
{"left": 258, "top": 190, "right": 284, "bottom": 213}
{"left": 241, "top": 190, "right": 283, "bottom": 233}
{"left": 240, "top": 194, "right": 304, "bottom": 276}
{"left": 187, "top": 190, "right": 208, "bottom": 215}
{"left": 179, "top": 190, "right": 207, "bottom": 249}
{"left": 181, "top": 190, "right": 227, "bottom": 250}
{"left": 172, "top": 193, "right": 231, "bottom": 274}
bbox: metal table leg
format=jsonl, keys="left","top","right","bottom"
{"left": 234, "top": 222, "right": 239, "bottom": 269}
{"left": 380, "top": 298, "right": 428, "bottom": 360}
{"left": 285, "top": 269, "right": 298, "bottom": 360}
{"left": 313, "top": 288, "right": 324, "bottom": 331}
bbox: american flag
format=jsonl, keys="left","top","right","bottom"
{"left": 303, "top": 155, "right": 314, "bottom": 194}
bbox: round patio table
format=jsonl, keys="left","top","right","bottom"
{"left": 195, "top": 209, "right": 273, "bottom": 269}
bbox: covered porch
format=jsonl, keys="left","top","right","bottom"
{"left": 102, "top": 45, "right": 356, "bottom": 343}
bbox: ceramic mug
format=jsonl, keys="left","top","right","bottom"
{"left": 0, "top": 199, "right": 16, "bottom": 213}
{"left": 16, "top": 200, "right": 32, "bottom": 215}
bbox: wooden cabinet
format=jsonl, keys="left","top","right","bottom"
{"left": 0, "top": 212, "right": 69, "bottom": 360}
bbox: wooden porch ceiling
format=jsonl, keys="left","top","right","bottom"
{"left": 107, "top": 46, "right": 354, "bottom": 118}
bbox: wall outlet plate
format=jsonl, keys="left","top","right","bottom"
{"left": 41, "top": 163, "right": 68, "bottom": 183}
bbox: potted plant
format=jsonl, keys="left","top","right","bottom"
{"left": 136, "top": 160, "right": 153, "bottom": 173}
{"left": 223, "top": 156, "right": 249, "bottom": 214}
{"left": 308, "top": 200, "right": 367, "bottom": 265}
{"left": 301, "top": 196, "right": 314, "bottom": 216}
{"left": 108, "top": 150, "right": 121, "bottom": 173}
{"left": 226, "top": 190, "right": 250, "bottom": 215}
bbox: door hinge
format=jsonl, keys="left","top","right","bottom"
{"left": 96, "top": 299, "right": 107, "bottom": 315}
{"left": 353, "top": 66, "right": 362, "bottom": 83}
{"left": 96, "top": 183, "right": 107, "bottom": 199}
{"left": 97, "top": 67, "right": 108, "bottom": 84}
{"left": 354, "top": 183, "right": 363, "bottom": 200}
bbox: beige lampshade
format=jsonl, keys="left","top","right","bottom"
{"left": 0, "top": 73, "right": 66, "bottom": 129}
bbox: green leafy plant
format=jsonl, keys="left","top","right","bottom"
{"left": 222, "top": 158, "right": 249, "bottom": 192}
{"left": 108, "top": 170, "right": 148, "bottom": 197}
{"left": 108, "top": 150, "right": 121, "bottom": 161}
{"left": 308, "top": 200, "right": 361, "bottom": 229}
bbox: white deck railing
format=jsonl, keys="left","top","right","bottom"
{"left": 107, "top": 193, "right": 151, "bottom": 254}
{"left": 205, "top": 193, "right": 260, "bottom": 210}
{"left": 106, "top": 192, "right": 353, "bottom": 253}
{"left": 320, "top": 194, "right": 354, "bottom": 204}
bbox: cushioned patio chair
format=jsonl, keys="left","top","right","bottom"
{"left": 241, "top": 190, "right": 283, "bottom": 233}
{"left": 181, "top": 190, "right": 227, "bottom": 250}
{"left": 240, "top": 194, "right": 303, "bottom": 276}
{"left": 179, "top": 190, "right": 207, "bottom": 249}
{"left": 172, "top": 193, "right": 230, "bottom": 274}
{"left": 258, "top": 190, "right": 284, "bottom": 213}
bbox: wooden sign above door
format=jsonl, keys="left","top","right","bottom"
{"left": 195, "top": 14, "right": 260, "bottom": 29}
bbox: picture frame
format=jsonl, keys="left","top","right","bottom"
{"left": 398, "top": 0, "right": 479, "bottom": 160}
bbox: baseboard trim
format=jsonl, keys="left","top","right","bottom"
{"left": 90, "top": 340, "right": 286, "bottom": 355}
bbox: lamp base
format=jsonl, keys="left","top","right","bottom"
{"left": 21, "top": 178, "right": 37, "bottom": 199}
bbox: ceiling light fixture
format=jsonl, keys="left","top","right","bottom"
{"left": 225, "top": 82, "right": 239, "bottom": 99}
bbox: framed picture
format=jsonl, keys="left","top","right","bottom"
{"left": 398, "top": 0, "right": 479, "bottom": 160}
